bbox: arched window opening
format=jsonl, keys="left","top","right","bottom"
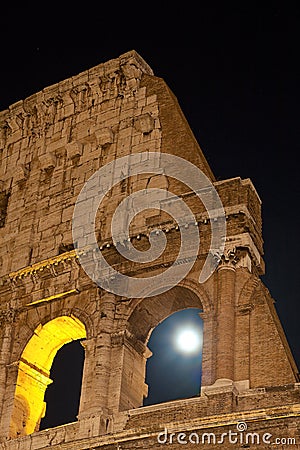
{"left": 40, "top": 340, "right": 85, "bottom": 430}
{"left": 144, "top": 308, "right": 203, "bottom": 406}
{"left": 9, "top": 315, "right": 86, "bottom": 438}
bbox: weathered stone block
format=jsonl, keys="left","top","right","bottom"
{"left": 39, "top": 153, "right": 56, "bottom": 171}
{"left": 66, "top": 141, "right": 83, "bottom": 160}
{"left": 134, "top": 113, "right": 154, "bottom": 134}
{"left": 95, "top": 127, "right": 114, "bottom": 148}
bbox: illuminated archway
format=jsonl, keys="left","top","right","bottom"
{"left": 9, "top": 315, "right": 86, "bottom": 438}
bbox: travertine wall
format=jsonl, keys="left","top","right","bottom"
{"left": 0, "top": 50, "right": 299, "bottom": 448}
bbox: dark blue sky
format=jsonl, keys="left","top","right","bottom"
{"left": 1, "top": 3, "right": 299, "bottom": 427}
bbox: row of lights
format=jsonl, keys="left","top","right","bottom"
{"left": 10, "top": 212, "right": 245, "bottom": 279}
{"left": 95, "top": 211, "right": 245, "bottom": 252}
{"left": 97, "top": 217, "right": 220, "bottom": 251}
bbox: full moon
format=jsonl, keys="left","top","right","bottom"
{"left": 175, "top": 328, "right": 202, "bottom": 354}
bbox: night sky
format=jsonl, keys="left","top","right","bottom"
{"left": 1, "top": 5, "right": 299, "bottom": 427}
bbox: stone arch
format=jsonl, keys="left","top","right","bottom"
{"left": 38, "top": 307, "right": 94, "bottom": 341}
{"left": 9, "top": 315, "right": 87, "bottom": 438}
{"left": 125, "top": 277, "right": 212, "bottom": 330}
{"left": 11, "top": 304, "right": 94, "bottom": 365}
{"left": 127, "top": 285, "right": 203, "bottom": 344}
{"left": 178, "top": 278, "right": 213, "bottom": 313}
{"left": 118, "top": 285, "right": 208, "bottom": 410}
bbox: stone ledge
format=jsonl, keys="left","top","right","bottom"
{"left": 1, "top": 400, "right": 299, "bottom": 450}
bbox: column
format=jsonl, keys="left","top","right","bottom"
{"left": 78, "top": 291, "right": 117, "bottom": 419}
{"left": 0, "top": 310, "right": 15, "bottom": 439}
{"left": 215, "top": 255, "right": 237, "bottom": 381}
{"left": 200, "top": 311, "right": 217, "bottom": 387}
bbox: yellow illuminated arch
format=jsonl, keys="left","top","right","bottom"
{"left": 10, "top": 315, "right": 86, "bottom": 438}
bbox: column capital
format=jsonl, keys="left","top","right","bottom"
{"left": 218, "top": 248, "right": 240, "bottom": 271}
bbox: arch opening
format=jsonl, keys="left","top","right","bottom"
{"left": 144, "top": 308, "right": 203, "bottom": 406}
{"left": 124, "top": 285, "right": 205, "bottom": 410}
{"left": 9, "top": 315, "right": 86, "bottom": 438}
{"left": 39, "top": 339, "right": 85, "bottom": 430}
{"left": 128, "top": 286, "right": 204, "bottom": 344}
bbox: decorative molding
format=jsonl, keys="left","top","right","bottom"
{"left": 8, "top": 249, "right": 78, "bottom": 281}
{"left": 218, "top": 248, "right": 240, "bottom": 270}
{"left": 1, "top": 217, "right": 263, "bottom": 289}
{"left": 225, "top": 233, "right": 262, "bottom": 269}
{"left": 25, "top": 289, "right": 79, "bottom": 307}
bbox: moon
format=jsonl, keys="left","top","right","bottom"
{"left": 175, "top": 328, "right": 202, "bottom": 354}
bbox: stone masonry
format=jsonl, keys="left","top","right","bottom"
{"left": 0, "top": 50, "right": 299, "bottom": 449}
